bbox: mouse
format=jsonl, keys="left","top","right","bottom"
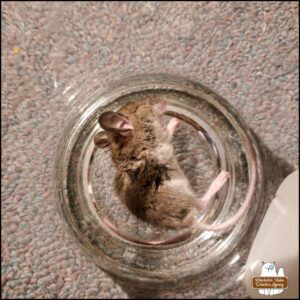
{"left": 93, "top": 97, "right": 256, "bottom": 245}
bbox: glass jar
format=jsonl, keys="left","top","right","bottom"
{"left": 54, "top": 74, "right": 265, "bottom": 297}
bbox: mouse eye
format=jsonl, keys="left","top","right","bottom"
{"left": 130, "top": 155, "right": 136, "bottom": 160}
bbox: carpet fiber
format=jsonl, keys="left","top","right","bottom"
{"left": 1, "top": 2, "right": 298, "bottom": 299}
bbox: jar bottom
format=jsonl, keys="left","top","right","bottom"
{"left": 55, "top": 74, "right": 264, "bottom": 290}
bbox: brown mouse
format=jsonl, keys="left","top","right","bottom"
{"left": 94, "top": 97, "right": 256, "bottom": 245}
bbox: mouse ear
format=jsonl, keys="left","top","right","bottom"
{"left": 94, "top": 131, "right": 112, "bottom": 148}
{"left": 98, "top": 112, "right": 133, "bottom": 136}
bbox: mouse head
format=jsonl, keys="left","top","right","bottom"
{"left": 94, "top": 100, "right": 169, "bottom": 170}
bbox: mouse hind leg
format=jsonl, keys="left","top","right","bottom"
{"left": 164, "top": 210, "right": 196, "bottom": 229}
{"left": 146, "top": 206, "right": 195, "bottom": 229}
{"left": 197, "top": 171, "right": 229, "bottom": 212}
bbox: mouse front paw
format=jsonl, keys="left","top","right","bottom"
{"left": 167, "top": 117, "right": 181, "bottom": 137}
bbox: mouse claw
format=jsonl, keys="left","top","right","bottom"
{"left": 167, "top": 117, "right": 181, "bottom": 136}
{"left": 171, "top": 117, "right": 181, "bottom": 128}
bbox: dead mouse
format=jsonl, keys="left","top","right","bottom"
{"left": 94, "top": 98, "right": 256, "bottom": 245}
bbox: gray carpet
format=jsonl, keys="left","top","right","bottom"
{"left": 1, "top": 2, "right": 298, "bottom": 299}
